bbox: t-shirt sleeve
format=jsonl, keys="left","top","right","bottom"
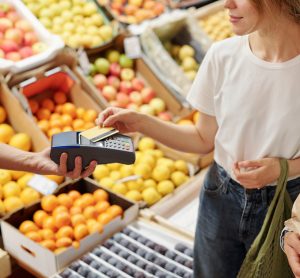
{"left": 186, "top": 45, "right": 217, "bottom": 116}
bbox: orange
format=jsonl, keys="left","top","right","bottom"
{"left": 54, "top": 247, "right": 67, "bottom": 254}
{"left": 9, "top": 133, "right": 31, "bottom": 151}
{"left": 57, "top": 193, "right": 73, "bottom": 209}
{"left": 83, "top": 109, "right": 97, "bottom": 122}
{"left": 36, "top": 108, "right": 51, "bottom": 121}
{"left": 54, "top": 211, "right": 71, "bottom": 229}
{"left": 54, "top": 92, "right": 67, "bottom": 105}
{"left": 62, "top": 126, "right": 73, "bottom": 132}
{"left": 71, "top": 214, "right": 86, "bottom": 226}
{"left": 87, "top": 222, "right": 103, "bottom": 234}
{"left": 41, "top": 195, "right": 59, "bottom": 212}
{"left": 72, "top": 119, "right": 85, "bottom": 130}
{"left": 62, "top": 102, "right": 76, "bottom": 118}
{"left": 44, "top": 175, "right": 64, "bottom": 184}
{"left": 47, "top": 127, "right": 61, "bottom": 138}
{"left": 83, "top": 122, "right": 95, "bottom": 129}
{"left": 72, "top": 241, "right": 80, "bottom": 249}
{"left": 49, "top": 119, "right": 62, "bottom": 129}
{"left": 81, "top": 193, "right": 95, "bottom": 207}
{"left": 68, "top": 190, "right": 81, "bottom": 201}
{"left": 76, "top": 108, "right": 85, "bottom": 119}
{"left": 52, "top": 205, "right": 68, "bottom": 217}
{"left": 56, "top": 226, "right": 73, "bottom": 239}
{"left": 26, "top": 231, "right": 42, "bottom": 242}
{"left": 73, "top": 198, "right": 85, "bottom": 210}
{"left": 40, "top": 239, "right": 56, "bottom": 251}
{"left": 69, "top": 206, "right": 82, "bottom": 216}
{"left": 10, "top": 170, "right": 26, "bottom": 180}
{"left": 42, "top": 216, "right": 57, "bottom": 231}
{"left": 42, "top": 98, "right": 55, "bottom": 112}
{"left": 0, "top": 169, "right": 12, "bottom": 184}
{"left": 33, "top": 210, "right": 49, "bottom": 228}
{"left": 56, "top": 237, "right": 72, "bottom": 248}
{"left": 55, "top": 104, "right": 63, "bottom": 114}
{"left": 106, "top": 205, "right": 123, "bottom": 218}
{"left": 38, "top": 228, "right": 55, "bottom": 240}
{"left": 61, "top": 114, "right": 72, "bottom": 127}
{"left": 3, "top": 181, "right": 21, "bottom": 198}
{"left": 93, "top": 189, "right": 109, "bottom": 202}
{"left": 0, "top": 106, "right": 7, "bottom": 123}
{"left": 19, "top": 220, "right": 38, "bottom": 234}
{"left": 97, "top": 212, "right": 113, "bottom": 225}
{"left": 17, "top": 173, "right": 33, "bottom": 189}
{"left": 29, "top": 99, "right": 39, "bottom": 114}
{"left": 95, "top": 201, "right": 110, "bottom": 214}
{"left": 83, "top": 206, "right": 98, "bottom": 220}
{"left": 20, "top": 187, "right": 40, "bottom": 205}
{"left": 74, "top": 224, "right": 88, "bottom": 240}
{"left": 50, "top": 113, "right": 61, "bottom": 121}
{"left": 0, "top": 124, "right": 15, "bottom": 143}
{"left": 37, "top": 120, "right": 49, "bottom": 133}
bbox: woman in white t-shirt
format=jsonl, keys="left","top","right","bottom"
{"left": 97, "top": 0, "right": 300, "bottom": 276}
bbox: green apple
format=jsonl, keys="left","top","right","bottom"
{"left": 106, "top": 50, "right": 120, "bottom": 63}
{"left": 99, "top": 25, "right": 113, "bottom": 41}
{"left": 95, "top": 58, "right": 110, "bottom": 74}
{"left": 119, "top": 54, "right": 133, "bottom": 68}
{"left": 32, "top": 42, "right": 47, "bottom": 54}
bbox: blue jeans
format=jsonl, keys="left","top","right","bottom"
{"left": 194, "top": 162, "right": 300, "bottom": 278}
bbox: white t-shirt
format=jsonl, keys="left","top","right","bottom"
{"left": 186, "top": 35, "right": 300, "bottom": 180}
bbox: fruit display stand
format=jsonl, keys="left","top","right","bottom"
{"left": 0, "top": 249, "right": 11, "bottom": 278}
{"left": 140, "top": 11, "right": 210, "bottom": 98}
{"left": 0, "top": 0, "right": 64, "bottom": 75}
{"left": 1, "top": 178, "right": 138, "bottom": 278}
{"left": 21, "top": 0, "right": 119, "bottom": 54}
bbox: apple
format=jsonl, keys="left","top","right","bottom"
{"left": 19, "top": 47, "right": 33, "bottom": 59}
{"left": 23, "top": 32, "right": 38, "bottom": 46}
{"left": 6, "top": 11, "right": 18, "bottom": 23}
{"left": 107, "top": 76, "right": 120, "bottom": 89}
{"left": 0, "top": 3, "right": 11, "bottom": 13}
{"left": 102, "top": 85, "right": 117, "bottom": 101}
{"left": 116, "top": 93, "right": 130, "bottom": 108}
{"left": 4, "top": 28, "right": 23, "bottom": 44}
{"left": 0, "top": 18, "right": 13, "bottom": 32}
{"left": 120, "top": 68, "right": 135, "bottom": 81}
{"left": 93, "top": 74, "right": 107, "bottom": 89}
{"left": 129, "top": 91, "right": 143, "bottom": 106}
{"left": 149, "top": 98, "right": 166, "bottom": 114}
{"left": 132, "top": 78, "right": 145, "bottom": 91}
{"left": 106, "top": 50, "right": 120, "bottom": 63}
{"left": 109, "top": 62, "right": 121, "bottom": 77}
{"left": 141, "top": 87, "right": 156, "bottom": 104}
{"left": 129, "top": 0, "right": 143, "bottom": 7}
{"left": 119, "top": 80, "right": 133, "bottom": 94}
{"left": 119, "top": 54, "right": 133, "bottom": 68}
{"left": 32, "top": 42, "right": 47, "bottom": 54}
{"left": 109, "top": 100, "right": 119, "bottom": 107}
{"left": 15, "top": 20, "right": 33, "bottom": 32}
{"left": 0, "top": 49, "right": 4, "bottom": 58}
{"left": 139, "top": 104, "right": 155, "bottom": 115}
{"left": 126, "top": 103, "right": 139, "bottom": 111}
{"left": 5, "top": 51, "right": 21, "bottom": 61}
{"left": 158, "top": 111, "right": 172, "bottom": 121}
{"left": 95, "top": 58, "right": 110, "bottom": 75}
{"left": 0, "top": 40, "right": 19, "bottom": 53}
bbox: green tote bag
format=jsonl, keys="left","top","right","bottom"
{"left": 238, "top": 159, "right": 294, "bottom": 278}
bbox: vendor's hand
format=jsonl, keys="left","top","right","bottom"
{"left": 232, "top": 158, "right": 280, "bottom": 189}
{"left": 34, "top": 148, "right": 97, "bottom": 179}
{"left": 96, "top": 107, "right": 142, "bottom": 133}
{"left": 284, "top": 231, "right": 300, "bottom": 277}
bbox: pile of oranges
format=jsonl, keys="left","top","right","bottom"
{"left": 29, "top": 90, "right": 99, "bottom": 139}
{"left": 18, "top": 189, "right": 123, "bottom": 254}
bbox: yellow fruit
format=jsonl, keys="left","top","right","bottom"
{"left": 120, "top": 165, "right": 134, "bottom": 178}
{"left": 125, "top": 190, "right": 142, "bottom": 201}
{"left": 143, "top": 179, "right": 157, "bottom": 189}
{"left": 126, "top": 180, "right": 141, "bottom": 191}
{"left": 139, "top": 154, "right": 156, "bottom": 168}
{"left": 177, "top": 119, "right": 194, "bottom": 126}
{"left": 110, "top": 170, "right": 122, "bottom": 181}
{"left": 99, "top": 177, "right": 114, "bottom": 189}
{"left": 9, "top": 133, "right": 31, "bottom": 151}
{"left": 193, "top": 111, "right": 200, "bottom": 123}
{"left": 0, "top": 200, "right": 5, "bottom": 214}
{"left": 0, "top": 169, "right": 12, "bottom": 184}
{"left": 174, "top": 160, "right": 189, "bottom": 174}
{"left": 93, "top": 165, "right": 110, "bottom": 180}
{"left": 157, "top": 158, "right": 175, "bottom": 172}
{"left": 10, "top": 170, "right": 26, "bottom": 180}
{"left": 107, "top": 163, "right": 121, "bottom": 171}
{"left": 142, "top": 187, "right": 161, "bottom": 205}
{"left": 0, "top": 106, "right": 7, "bottom": 124}
{"left": 138, "top": 137, "right": 156, "bottom": 151}
{"left": 0, "top": 186, "right": 2, "bottom": 199}
{"left": 112, "top": 183, "right": 127, "bottom": 195}
{"left": 135, "top": 151, "right": 142, "bottom": 163}
{"left": 0, "top": 124, "right": 15, "bottom": 143}
{"left": 157, "top": 180, "right": 175, "bottom": 196}
{"left": 153, "top": 149, "right": 164, "bottom": 159}
{"left": 3, "top": 181, "right": 21, "bottom": 198}
{"left": 4, "top": 196, "right": 23, "bottom": 212}
{"left": 171, "top": 171, "right": 189, "bottom": 187}
{"left": 152, "top": 165, "right": 171, "bottom": 182}
{"left": 20, "top": 188, "right": 40, "bottom": 205}
{"left": 44, "top": 175, "right": 64, "bottom": 184}
{"left": 134, "top": 164, "right": 152, "bottom": 179}
{"left": 17, "top": 173, "right": 34, "bottom": 189}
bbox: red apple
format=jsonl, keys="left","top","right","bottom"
{"left": 93, "top": 74, "right": 107, "bottom": 89}
{"left": 6, "top": 11, "right": 18, "bottom": 23}
{"left": 158, "top": 111, "right": 173, "bottom": 121}
{"left": 102, "top": 85, "right": 117, "bottom": 101}
{"left": 19, "top": 46, "right": 33, "bottom": 58}
{"left": 149, "top": 97, "right": 166, "bottom": 114}
{"left": 119, "top": 80, "right": 133, "bottom": 95}
{"left": 129, "top": 91, "right": 143, "bottom": 106}
{"left": 141, "top": 87, "right": 156, "bottom": 104}
{"left": 0, "top": 40, "right": 19, "bottom": 53}
{"left": 132, "top": 78, "right": 145, "bottom": 91}
{"left": 107, "top": 76, "right": 120, "bottom": 89}
{"left": 23, "top": 32, "right": 38, "bottom": 46}
{"left": 5, "top": 51, "right": 21, "bottom": 61}
{"left": 15, "top": 20, "right": 33, "bottom": 32}
{"left": 0, "top": 18, "right": 13, "bottom": 32}
{"left": 111, "top": 2, "right": 123, "bottom": 13}
{"left": 120, "top": 68, "right": 135, "bottom": 81}
{"left": 109, "top": 62, "right": 121, "bottom": 77}
{"left": 0, "top": 49, "right": 4, "bottom": 58}
{"left": 126, "top": 103, "right": 139, "bottom": 111}
{"left": 4, "top": 28, "right": 23, "bottom": 44}
{"left": 116, "top": 93, "right": 130, "bottom": 108}
{"left": 0, "top": 11, "right": 5, "bottom": 18}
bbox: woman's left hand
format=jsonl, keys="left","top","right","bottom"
{"left": 232, "top": 157, "right": 280, "bottom": 189}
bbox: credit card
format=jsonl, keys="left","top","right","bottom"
{"left": 80, "top": 126, "right": 119, "bottom": 142}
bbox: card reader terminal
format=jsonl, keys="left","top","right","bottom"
{"left": 50, "top": 131, "right": 135, "bottom": 171}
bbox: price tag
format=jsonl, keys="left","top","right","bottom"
{"left": 124, "top": 36, "right": 142, "bottom": 59}
{"left": 28, "top": 175, "right": 58, "bottom": 195}
{"left": 77, "top": 48, "right": 91, "bottom": 75}
{"left": 115, "top": 175, "right": 141, "bottom": 184}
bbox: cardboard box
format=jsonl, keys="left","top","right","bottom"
{"left": 1, "top": 178, "right": 139, "bottom": 278}
{"left": 0, "top": 249, "right": 11, "bottom": 278}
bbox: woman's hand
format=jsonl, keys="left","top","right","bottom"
{"left": 284, "top": 231, "right": 300, "bottom": 277}
{"left": 232, "top": 158, "right": 280, "bottom": 188}
{"left": 96, "top": 107, "right": 143, "bottom": 133}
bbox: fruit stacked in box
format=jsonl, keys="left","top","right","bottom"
{"left": 97, "top": 0, "right": 165, "bottom": 25}
{"left": 18, "top": 188, "right": 124, "bottom": 255}
{"left": 89, "top": 50, "right": 174, "bottom": 121}
{"left": 0, "top": 2, "right": 47, "bottom": 62}
{"left": 92, "top": 137, "right": 191, "bottom": 206}
{"left": 177, "top": 111, "right": 200, "bottom": 126}
{"left": 22, "top": 0, "right": 115, "bottom": 49}
{"left": 58, "top": 226, "right": 193, "bottom": 278}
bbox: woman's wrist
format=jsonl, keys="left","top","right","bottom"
{"left": 288, "top": 158, "right": 300, "bottom": 178}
